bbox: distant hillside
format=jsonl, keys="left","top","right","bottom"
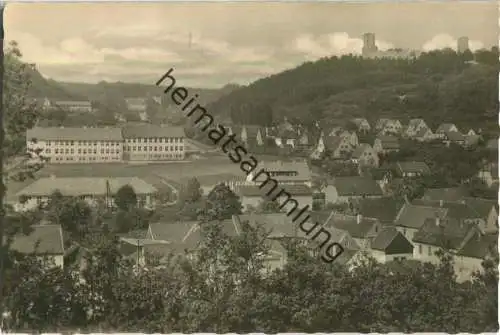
{"left": 58, "top": 81, "right": 239, "bottom": 106}
{"left": 26, "top": 67, "right": 85, "bottom": 101}
{"left": 206, "top": 48, "right": 499, "bottom": 133}
{"left": 25, "top": 66, "right": 239, "bottom": 108}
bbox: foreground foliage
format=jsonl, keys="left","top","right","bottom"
{"left": 2, "top": 221, "right": 498, "bottom": 333}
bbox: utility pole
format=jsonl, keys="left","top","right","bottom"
{"left": 0, "top": 1, "right": 6, "bottom": 326}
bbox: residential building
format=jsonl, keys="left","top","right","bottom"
{"left": 10, "top": 225, "right": 65, "bottom": 268}
{"left": 377, "top": 119, "right": 403, "bottom": 135}
{"left": 322, "top": 176, "right": 383, "bottom": 204}
{"left": 320, "top": 212, "right": 382, "bottom": 249}
{"left": 45, "top": 99, "right": 93, "bottom": 113}
{"left": 324, "top": 136, "right": 353, "bottom": 158}
{"left": 442, "top": 131, "right": 466, "bottom": 146}
{"left": 234, "top": 183, "right": 313, "bottom": 213}
{"left": 351, "top": 118, "right": 371, "bottom": 133}
{"left": 338, "top": 130, "right": 359, "bottom": 147}
{"left": 247, "top": 160, "right": 312, "bottom": 186}
{"left": 436, "top": 123, "right": 459, "bottom": 137}
{"left": 413, "top": 198, "right": 498, "bottom": 235}
{"left": 454, "top": 232, "right": 497, "bottom": 282}
{"left": 369, "top": 227, "right": 414, "bottom": 263}
{"left": 467, "top": 129, "right": 476, "bottom": 136}
{"left": 15, "top": 176, "right": 157, "bottom": 211}
{"left": 122, "top": 124, "right": 185, "bottom": 161}
{"left": 393, "top": 203, "right": 448, "bottom": 243}
{"left": 478, "top": 163, "right": 499, "bottom": 187}
{"left": 405, "top": 118, "right": 429, "bottom": 138}
{"left": 414, "top": 127, "right": 434, "bottom": 142}
{"left": 26, "top": 126, "right": 124, "bottom": 164}
{"left": 421, "top": 187, "right": 469, "bottom": 202}
{"left": 125, "top": 98, "right": 147, "bottom": 112}
{"left": 412, "top": 217, "right": 477, "bottom": 265}
{"left": 180, "top": 173, "right": 246, "bottom": 196}
{"left": 373, "top": 135, "right": 400, "bottom": 154}
{"left": 351, "top": 144, "right": 379, "bottom": 167}
{"left": 356, "top": 197, "right": 405, "bottom": 226}
{"left": 396, "top": 161, "right": 430, "bottom": 178}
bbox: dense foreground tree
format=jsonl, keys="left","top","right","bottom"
{"left": 2, "top": 220, "right": 497, "bottom": 333}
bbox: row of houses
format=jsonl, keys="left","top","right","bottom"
{"left": 13, "top": 193, "right": 497, "bottom": 283}
{"left": 26, "top": 124, "right": 186, "bottom": 163}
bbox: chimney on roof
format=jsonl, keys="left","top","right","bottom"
{"left": 357, "top": 214, "right": 362, "bottom": 224}
{"left": 435, "top": 213, "right": 440, "bottom": 226}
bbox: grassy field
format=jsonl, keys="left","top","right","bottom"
{"left": 5, "top": 157, "right": 242, "bottom": 202}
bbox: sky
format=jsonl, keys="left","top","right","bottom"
{"left": 5, "top": 1, "right": 498, "bottom": 88}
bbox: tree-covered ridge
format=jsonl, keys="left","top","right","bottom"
{"left": 207, "top": 48, "right": 498, "bottom": 133}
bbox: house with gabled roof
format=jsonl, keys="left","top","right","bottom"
{"left": 320, "top": 212, "right": 383, "bottom": 249}
{"left": 396, "top": 161, "right": 430, "bottom": 178}
{"left": 369, "top": 227, "right": 414, "bottom": 263}
{"left": 405, "top": 118, "right": 429, "bottom": 138}
{"left": 421, "top": 187, "right": 469, "bottom": 202}
{"left": 412, "top": 217, "right": 479, "bottom": 265}
{"left": 10, "top": 225, "right": 65, "bottom": 268}
{"left": 393, "top": 203, "right": 448, "bottom": 243}
{"left": 355, "top": 197, "right": 405, "bottom": 225}
{"left": 442, "top": 131, "right": 466, "bottom": 146}
{"left": 412, "top": 198, "right": 498, "bottom": 236}
{"left": 351, "top": 144, "right": 379, "bottom": 167}
{"left": 351, "top": 118, "right": 371, "bottom": 133}
{"left": 324, "top": 136, "right": 353, "bottom": 159}
{"left": 454, "top": 231, "right": 498, "bottom": 282}
{"left": 377, "top": 119, "right": 403, "bottom": 135}
{"left": 415, "top": 127, "right": 434, "bottom": 142}
{"left": 436, "top": 123, "right": 459, "bottom": 136}
{"left": 478, "top": 163, "right": 499, "bottom": 187}
{"left": 338, "top": 130, "right": 359, "bottom": 147}
{"left": 323, "top": 176, "right": 384, "bottom": 204}
{"left": 373, "top": 135, "right": 400, "bottom": 154}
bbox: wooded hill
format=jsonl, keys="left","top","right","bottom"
{"left": 206, "top": 48, "right": 499, "bottom": 133}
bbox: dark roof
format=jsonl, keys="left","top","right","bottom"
{"left": 376, "top": 135, "right": 400, "bottom": 149}
{"left": 412, "top": 218, "right": 475, "bottom": 249}
{"left": 444, "top": 131, "right": 466, "bottom": 142}
{"left": 323, "top": 214, "right": 379, "bottom": 239}
{"left": 421, "top": 187, "right": 469, "bottom": 201}
{"left": 332, "top": 177, "right": 383, "bottom": 196}
{"left": 394, "top": 203, "right": 448, "bottom": 229}
{"left": 148, "top": 219, "right": 239, "bottom": 250}
{"left": 122, "top": 124, "right": 185, "bottom": 138}
{"left": 436, "top": 123, "right": 457, "bottom": 133}
{"left": 370, "top": 227, "right": 413, "bottom": 254}
{"left": 415, "top": 127, "right": 432, "bottom": 138}
{"left": 412, "top": 198, "right": 495, "bottom": 220}
{"left": 26, "top": 126, "right": 123, "bottom": 141}
{"left": 456, "top": 233, "right": 498, "bottom": 259}
{"left": 356, "top": 197, "right": 404, "bottom": 224}
{"left": 235, "top": 183, "right": 312, "bottom": 197}
{"left": 397, "top": 161, "right": 430, "bottom": 175}
{"left": 10, "top": 225, "right": 64, "bottom": 255}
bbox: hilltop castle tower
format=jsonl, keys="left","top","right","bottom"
{"left": 457, "top": 36, "right": 470, "bottom": 53}
{"left": 362, "top": 33, "right": 378, "bottom": 56}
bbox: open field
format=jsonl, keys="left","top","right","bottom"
{"left": 5, "top": 156, "right": 243, "bottom": 202}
